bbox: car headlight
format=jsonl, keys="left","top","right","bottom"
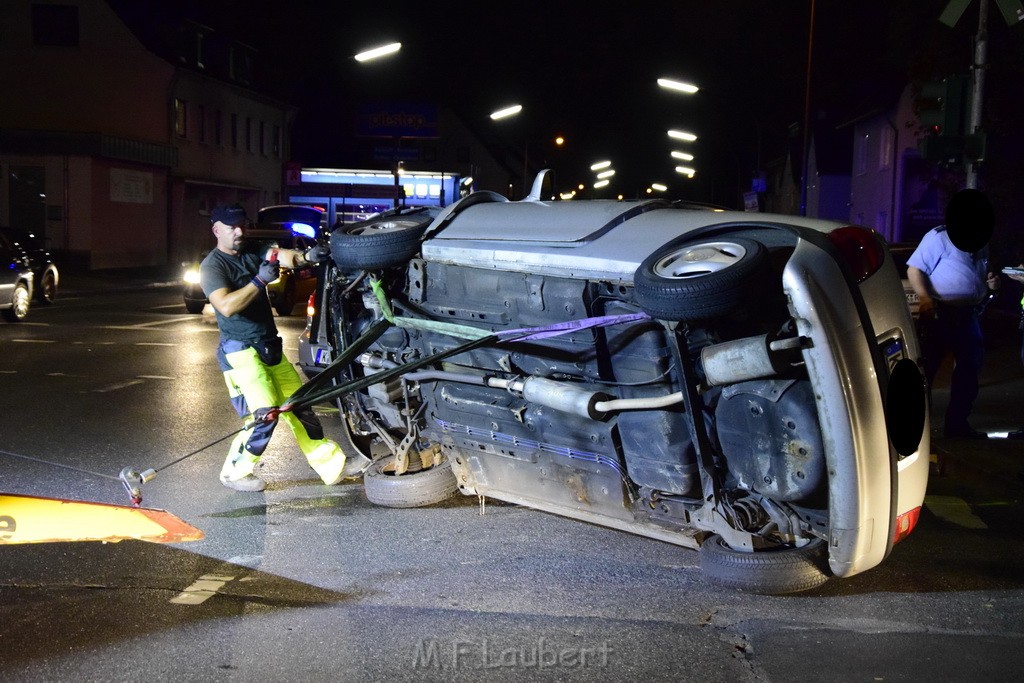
{"left": 183, "top": 267, "right": 201, "bottom": 284}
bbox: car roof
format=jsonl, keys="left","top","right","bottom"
{"left": 423, "top": 198, "right": 848, "bottom": 282}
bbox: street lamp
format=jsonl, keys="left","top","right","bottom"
{"left": 657, "top": 77, "right": 700, "bottom": 94}
{"left": 354, "top": 42, "right": 402, "bottom": 62}
{"left": 668, "top": 130, "right": 698, "bottom": 142}
{"left": 490, "top": 104, "right": 523, "bottom": 120}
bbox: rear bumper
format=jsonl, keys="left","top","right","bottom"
{"left": 784, "top": 239, "right": 929, "bottom": 578}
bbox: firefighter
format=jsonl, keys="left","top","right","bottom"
{"left": 200, "top": 203, "right": 367, "bottom": 491}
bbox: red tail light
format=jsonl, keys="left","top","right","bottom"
{"left": 893, "top": 506, "right": 921, "bottom": 544}
{"left": 306, "top": 293, "right": 316, "bottom": 318}
{"left": 827, "top": 226, "right": 886, "bottom": 283}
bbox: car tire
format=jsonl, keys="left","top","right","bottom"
{"left": 2, "top": 282, "right": 30, "bottom": 322}
{"left": 633, "top": 237, "right": 767, "bottom": 321}
{"left": 37, "top": 267, "right": 58, "bottom": 304}
{"left": 184, "top": 300, "right": 205, "bottom": 314}
{"left": 363, "top": 454, "right": 459, "bottom": 508}
{"left": 329, "top": 213, "right": 433, "bottom": 270}
{"left": 699, "top": 534, "right": 830, "bottom": 595}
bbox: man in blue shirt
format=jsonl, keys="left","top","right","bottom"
{"left": 907, "top": 189, "right": 999, "bottom": 439}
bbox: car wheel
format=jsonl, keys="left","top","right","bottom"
{"left": 633, "top": 237, "right": 767, "bottom": 321}
{"left": 2, "top": 282, "right": 30, "bottom": 322}
{"left": 699, "top": 534, "right": 830, "bottom": 595}
{"left": 329, "top": 213, "right": 433, "bottom": 270}
{"left": 184, "top": 300, "right": 205, "bottom": 314}
{"left": 362, "top": 454, "right": 459, "bottom": 508}
{"left": 37, "top": 267, "right": 58, "bottom": 304}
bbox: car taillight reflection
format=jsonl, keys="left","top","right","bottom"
{"left": 306, "top": 292, "right": 316, "bottom": 318}
{"left": 893, "top": 506, "right": 921, "bottom": 544}
{"left": 827, "top": 226, "right": 886, "bottom": 283}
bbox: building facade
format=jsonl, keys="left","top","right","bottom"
{"left": 0, "top": 0, "right": 293, "bottom": 268}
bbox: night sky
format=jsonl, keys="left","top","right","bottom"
{"left": 113, "top": 1, "right": 1022, "bottom": 208}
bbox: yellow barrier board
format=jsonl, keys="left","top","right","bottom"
{"left": 0, "top": 494, "right": 204, "bottom": 544}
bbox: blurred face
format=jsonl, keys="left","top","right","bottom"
{"left": 213, "top": 219, "right": 246, "bottom": 254}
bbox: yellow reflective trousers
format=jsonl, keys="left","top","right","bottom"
{"left": 220, "top": 346, "right": 345, "bottom": 485}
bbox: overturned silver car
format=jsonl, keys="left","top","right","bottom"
{"left": 297, "top": 184, "right": 929, "bottom": 594}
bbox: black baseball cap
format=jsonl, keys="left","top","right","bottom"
{"left": 211, "top": 203, "right": 248, "bottom": 226}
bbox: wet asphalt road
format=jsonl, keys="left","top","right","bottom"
{"left": 1, "top": 281, "right": 1023, "bottom": 681}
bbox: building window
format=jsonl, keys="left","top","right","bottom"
{"left": 879, "top": 126, "right": 894, "bottom": 170}
{"left": 854, "top": 133, "right": 869, "bottom": 176}
{"left": 174, "top": 99, "right": 188, "bottom": 138}
{"left": 273, "top": 125, "right": 281, "bottom": 157}
{"left": 32, "top": 4, "right": 79, "bottom": 47}
{"left": 259, "top": 121, "right": 266, "bottom": 155}
{"left": 177, "top": 21, "right": 208, "bottom": 69}
{"left": 214, "top": 110, "right": 222, "bottom": 146}
{"left": 231, "top": 114, "right": 238, "bottom": 148}
{"left": 245, "top": 118, "right": 252, "bottom": 152}
{"left": 229, "top": 43, "right": 255, "bottom": 85}
{"left": 197, "top": 105, "right": 206, "bottom": 143}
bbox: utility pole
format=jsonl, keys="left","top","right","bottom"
{"left": 939, "top": 0, "right": 1024, "bottom": 187}
{"left": 965, "top": 0, "right": 988, "bottom": 189}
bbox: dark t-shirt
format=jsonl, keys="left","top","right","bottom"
{"left": 200, "top": 247, "right": 278, "bottom": 343}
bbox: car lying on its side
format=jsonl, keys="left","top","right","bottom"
{"left": 298, "top": 183, "right": 929, "bottom": 594}
{"left": 183, "top": 205, "right": 324, "bottom": 315}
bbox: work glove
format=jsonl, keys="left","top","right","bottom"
{"left": 304, "top": 244, "right": 330, "bottom": 264}
{"left": 252, "top": 259, "right": 280, "bottom": 288}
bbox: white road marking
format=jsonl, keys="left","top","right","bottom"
{"left": 169, "top": 573, "right": 236, "bottom": 605}
{"left": 924, "top": 495, "right": 988, "bottom": 529}
{"left": 93, "top": 379, "right": 145, "bottom": 393}
{"left": 138, "top": 375, "right": 175, "bottom": 380}
{"left": 9, "top": 339, "right": 56, "bottom": 343}
{"left": 135, "top": 342, "right": 177, "bottom": 346}
{"left": 105, "top": 318, "right": 198, "bottom": 330}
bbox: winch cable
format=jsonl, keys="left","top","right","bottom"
{"left": 7, "top": 303, "right": 652, "bottom": 506}
{"left": 115, "top": 318, "right": 397, "bottom": 505}
{"left": 0, "top": 448, "right": 121, "bottom": 483}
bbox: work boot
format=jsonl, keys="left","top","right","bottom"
{"left": 339, "top": 452, "right": 373, "bottom": 480}
{"left": 220, "top": 474, "right": 267, "bottom": 492}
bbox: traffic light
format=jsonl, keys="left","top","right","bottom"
{"left": 918, "top": 75, "right": 969, "bottom": 136}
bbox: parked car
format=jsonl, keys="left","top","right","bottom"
{"left": 296, "top": 188, "right": 929, "bottom": 594}
{"left": 183, "top": 205, "right": 325, "bottom": 315}
{"left": 0, "top": 231, "right": 34, "bottom": 322}
{"left": 0, "top": 227, "right": 59, "bottom": 304}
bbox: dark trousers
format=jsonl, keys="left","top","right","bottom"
{"left": 919, "top": 303, "right": 984, "bottom": 431}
